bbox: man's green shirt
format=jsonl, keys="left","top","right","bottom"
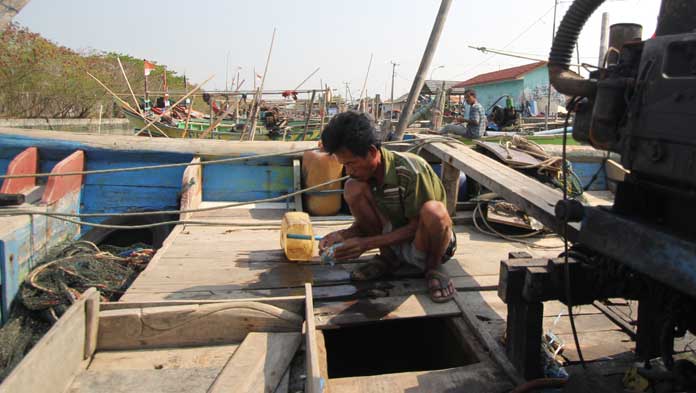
{"left": 370, "top": 147, "right": 446, "bottom": 228}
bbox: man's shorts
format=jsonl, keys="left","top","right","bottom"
{"left": 382, "top": 222, "right": 457, "bottom": 271}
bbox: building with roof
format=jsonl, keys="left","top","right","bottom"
{"left": 451, "top": 61, "right": 566, "bottom": 116}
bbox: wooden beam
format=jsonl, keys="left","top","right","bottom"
{"left": 305, "top": 283, "right": 324, "bottom": 393}
{"left": 441, "top": 161, "right": 460, "bottom": 216}
{"left": 208, "top": 332, "right": 301, "bottom": 393}
{"left": 453, "top": 292, "right": 524, "bottom": 386}
{"left": 314, "top": 294, "right": 460, "bottom": 328}
{"left": 179, "top": 156, "right": 202, "bottom": 220}
{"left": 84, "top": 294, "right": 100, "bottom": 359}
{"left": 1, "top": 288, "right": 99, "bottom": 392}
{"left": 421, "top": 138, "right": 579, "bottom": 241}
{"left": 97, "top": 301, "right": 303, "bottom": 350}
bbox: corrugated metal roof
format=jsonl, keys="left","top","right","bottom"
{"left": 452, "top": 61, "right": 547, "bottom": 89}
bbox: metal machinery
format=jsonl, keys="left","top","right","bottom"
{"left": 498, "top": 0, "right": 696, "bottom": 384}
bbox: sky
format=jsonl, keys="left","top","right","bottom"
{"left": 14, "top": 0, "right": 661, "bottom": 99}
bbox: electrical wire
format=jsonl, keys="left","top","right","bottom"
{"left": 0, "top": 137, "right": 457, "bottom": 181}
{"left": 1, "top": 176, "right": 349, "bottom": 218}
{"left": 0, "top": 137, "right": 466, "bottom": 225}
{"left": 562, "top": 96, "right": 586, "bottom": 367}
{"left": 472, "top": 202, "right": 564, "bottom": 250}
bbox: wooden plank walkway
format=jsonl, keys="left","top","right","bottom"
{"left": 122, "top": 199, "right": 637, "bottom": 367}
{"left": 419, "top": 137, "right": 581, "bottom": 241}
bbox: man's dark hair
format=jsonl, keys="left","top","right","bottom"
{"left": 464, "top": 89, "right": 477, "bottom": 98}
{"left": 321, "top": 111, "right": 379, "bottom": 157}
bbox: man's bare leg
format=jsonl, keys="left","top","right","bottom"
{"left": 413, "top": 201, "right": 456, "bottom": 301}
{"left": 343, "top": 179, "right": 400, "bottom": 278}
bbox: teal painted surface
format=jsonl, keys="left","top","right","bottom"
{"left": 461, "top": 65, "right": 564, "bottom": 115}
{"left": 465, "top": 80, "right": 524, "bottom": 113}
{"left": 203, "top": 163, "right": 294, "bottom": 202}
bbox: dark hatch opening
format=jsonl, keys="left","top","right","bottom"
{"left": 322, "top": 316, "right": 479, "bottom": 378}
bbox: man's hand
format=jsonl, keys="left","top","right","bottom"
{"left": 319, "top": 231, "right": 344, "bottom": 252}
{"left": 333, "top": 238, "right": 369, "bottom": 260}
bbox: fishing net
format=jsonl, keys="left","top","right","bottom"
{"left": 19, "top": 241, "right": 153, "bottom": 312}
{"left": 0, "top": 241, "right": 154, "bottom": 382}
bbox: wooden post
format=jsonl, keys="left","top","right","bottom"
{"left": 303, "top": 90, "right": 317, "bottom": 140}
{"left": 305, "top": 283, "right": 324, "bottom": 393}
{"left": 97, "top": 104, "right": 103, "bottom": 135}
{"left": 506, "top": 301, "right": 544, "bottom": 380}
{"left": 441, "top": 162, "right": 459, "bottom": 216}
{"left": 394, "top": 0, "right": 452, "bottom": 140}
{"left": 209, "top": 95, "right": 214, "bottom": 138}
{"left": 183, "top": 96, "right": 194, "bottom": 138}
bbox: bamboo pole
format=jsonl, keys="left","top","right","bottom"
{"left": 319, "top": 87, "right": 328, "bottom": 133}
{"left": 97, "top": 104, "right": 103, "bottom": 134}
{"left": 86, "top": 72, "right": 169, "bottom": 137}
{"left": 302, "top": 90, "right": 317, "bottom": 140}
{"left": 117, "top": 57, "right": 141, "bottom": 114}
{"left": 357, "top": 53, "right": 373, "bottom": 112}
{"left": 245, "top": 28, "right": 277, "bottom": 141}
{"left": 294, "top": 67, "right": 321, "bottom": 91}
{"left": 394, "top": 0, "right": 452, "bottom": 140}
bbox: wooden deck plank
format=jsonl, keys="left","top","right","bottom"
{"left": 314, "top": 294, "right": 461, "bottom": 328}
{"left": 328, "top": 363, "right": 513, "bottom": 393}
{"left": 88, "top": 345, "right": 239, "bottom": 371}
{"left": 68, "top": 368, "right": 220, "bottom": 393}
{"left": 208, "top": 332, "right": 301, "bottom": 393}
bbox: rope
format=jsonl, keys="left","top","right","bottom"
{"left": 497, "top": 135, "right": 584, "bottom": 197}
{"left": 0, "top": 137, "right": 445, "bottom": 181}
{"left": 1, "top": 175, "right": 349, "bottom": 218}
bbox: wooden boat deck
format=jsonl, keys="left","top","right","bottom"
{"left": 120, "top": 200, "right": 641, "bottom": 391}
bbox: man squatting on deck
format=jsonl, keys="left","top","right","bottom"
{"left": 319, "top": 111, "right": 457, "bottom": 303}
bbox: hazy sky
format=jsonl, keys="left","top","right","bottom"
{"left": 15, "top": 0, "right": 661, "bottom": 98}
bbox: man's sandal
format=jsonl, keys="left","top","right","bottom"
{"left": 350, "top": 255, "right": 392, "bottom": 281}
{"left": 425, "top": 269, "right": 455, "bottom": 303}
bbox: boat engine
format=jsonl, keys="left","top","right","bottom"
{"left": 547, "top": 0, "right": 696, "bottom": 372}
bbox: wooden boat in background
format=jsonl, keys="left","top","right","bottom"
{"left": 122, "top": 106, "right": 323, "bottom": 141}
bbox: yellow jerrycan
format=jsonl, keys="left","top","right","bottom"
{"left": 302, "top": 149, "right": 343, "bottom": 216}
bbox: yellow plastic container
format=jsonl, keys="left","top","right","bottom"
{"left": 280, "top": 212, "right": 315, "bottom": 261}
{"left": 302, "top": 150, "right": 343, "bottom": 216}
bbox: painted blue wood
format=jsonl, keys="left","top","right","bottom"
{"left": 0, "top": 191, "right": 81, "bottom": 322}
{"left": 81, "top": 184, "right": 180, "bottom": 214}
{"left": 203, "top": 164, "right": 293, "bottom": 201}
{"left": 573, "top": 162, "right": 607, "bottom": 191}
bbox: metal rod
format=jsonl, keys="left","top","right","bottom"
{"left": 546, "top": 0, "right": 558, "bottom": 131}
{"left": 598, "top": 12, "right": 610, "bottom": 67}
{"left": 394, "top": 0, "right": 452, "bottom": 140}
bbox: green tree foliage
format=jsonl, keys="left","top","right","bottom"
{"left": 0, "top": 24, "right": 198, "bottom": 118}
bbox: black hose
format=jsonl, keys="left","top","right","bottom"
{"left": 549, "top": 0, "right": 606, "bottom": 69}
{"left": 548, "top": 0, "right": 605, "bottom": 97}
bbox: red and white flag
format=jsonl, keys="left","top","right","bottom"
{"left": 256, "top": 73, "right": 263, "bottom": 81}
{"left": 144, "top": 60, "right": 156, "bottom": 76}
